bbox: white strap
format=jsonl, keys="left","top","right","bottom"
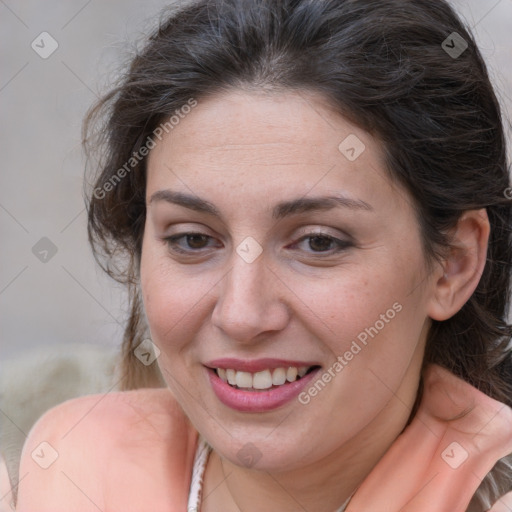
{"left": 186, "top": 436, "right": 353, "bottom": 511}
{"left": 187, "top": 436, "right": 211, "bottom": 512}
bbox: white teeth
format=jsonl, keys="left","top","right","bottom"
{"left": 253, "top": 370, "right": 273, "bottom": 390}
{"left": 272, "top": 367, "right": 287, "bottom": 386}
{"left": 226, "top": 369, "right": 237, "bottom": 386}
{"left": 286, "top": 367, "right": 298, "bottom": 382}
{"left": 298, "top": 366, "right": 308, "bottom": 378}
{"left": 235, "top": 371, "right": 253, "bottom": 388}
{"left": 216, "top": 365, "right": 314, "bottom": 390}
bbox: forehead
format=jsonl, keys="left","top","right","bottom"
{"left": 145, "top": 89, "right": 399, "bottom": 213}
{"left": 149, "top": 90, "right": 374, "bottom": 160}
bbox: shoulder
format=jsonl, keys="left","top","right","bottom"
{"left": 16, "top": 389, "right": 197, "bottom": 512}
{"left": 20, "top": 388, "right": 190, "bottom": 455}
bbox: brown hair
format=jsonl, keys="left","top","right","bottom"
{"left": 83, "top": 0, "right": 512, "bottom": 507}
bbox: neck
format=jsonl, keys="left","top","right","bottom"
{"left": 201, "top": 363, "right": 421, "bottom": 512}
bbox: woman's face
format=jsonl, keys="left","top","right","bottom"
{"left": 141, "top": 90, "right": 438, "bottom": 471}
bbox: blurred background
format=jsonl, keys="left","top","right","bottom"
{"left": 1, "top": 0, "right": 511, "bottom": 361}
{"left": 0, "top": 0, "right": 511, "bottom": 504}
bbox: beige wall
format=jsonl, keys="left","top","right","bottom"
{"left": 1, "top": 0, "right": 511, "bottom": 359}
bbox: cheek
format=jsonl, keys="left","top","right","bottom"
{"left": 291, "top": 268, "right": 410, "bottom": 343}
{"left": 140, "top": 260, "right": 203, "bottom": 390}
{"left": 140, "top": 240, "right": 217, "bottom": 357}
{"left": 289, "top": 250, "right": 428, "bottom": 379}
{"left": 140, "top": 240, "right": 186, "bottom": 349}
{"left": 141, "top": 269, "right": 188, "bottom": 345}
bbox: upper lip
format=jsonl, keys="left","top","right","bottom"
{"left": 205, "top": 358, "right": 321, "bottom": 373}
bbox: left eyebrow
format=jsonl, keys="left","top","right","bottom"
{"left": 272, "top": 195, "right": 373, "bottom": 219}
{"left": 148, "top": 190, "right": 374, "bottom": 220}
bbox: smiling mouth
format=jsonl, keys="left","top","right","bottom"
{"left": 214, "top": 366, "right": 320, "bottom": 391}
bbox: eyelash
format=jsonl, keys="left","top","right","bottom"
{"left": 162, "top": 231, "right": 352, "bottom": 256}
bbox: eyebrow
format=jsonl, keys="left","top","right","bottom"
{"left": 149, "top": 190, "right": 373, "bottom": 220}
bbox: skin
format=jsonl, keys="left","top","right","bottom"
{"left": 140, "top": 89, "right": 489, "bottom": 511}
{"left": 14, "top": 89, "right": 491, "bottom": 511}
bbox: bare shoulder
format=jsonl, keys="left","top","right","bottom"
{"left": 16, "top": 389, "right": 197, "bottom": 512}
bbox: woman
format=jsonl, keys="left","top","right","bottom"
{"left": 16, "top": 0, "right": 512, "bottom": 510}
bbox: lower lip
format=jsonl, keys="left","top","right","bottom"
{"left": 207, "top": 367, "right": 321, "bottom": 412}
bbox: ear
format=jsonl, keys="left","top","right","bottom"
{"left": 427, "top": 209, "right": 490, "bottom": 321}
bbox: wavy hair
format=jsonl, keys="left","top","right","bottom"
{"left": 83, "top": 1, "right": 512, "bottom": 508}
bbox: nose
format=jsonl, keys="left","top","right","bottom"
{"left": 211, "top": 252, "right": 290, "bottom": 344}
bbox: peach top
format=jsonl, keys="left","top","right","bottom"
{"left": 182, "top": 365, "right": 512, "bottom": 511}
{"left": 15, "top": 364, "right": 512, "bottom": 511}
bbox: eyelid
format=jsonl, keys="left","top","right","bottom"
{"left": 162, "top": 232, "right": 220, "bottom": 254}
{"left": 160, "top": 225, "right": 347, "bottom": 243}
{"left": 290, "top": 231, "right": 353, "bottom": 254}
{"left": 161, "top": 227, "right": 353, "bottom": 257}
{"left": 294, "top": 226, "right": 348, "bottom": 238}
{"left": 293, "top": 226, "right": 354, "bottom": 245}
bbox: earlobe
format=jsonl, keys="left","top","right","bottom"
{"left": 427, "top": 209, "right": 490, "bottom": 321}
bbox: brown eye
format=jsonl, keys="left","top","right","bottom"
{"left": 293, "top": 233, "right": 352, "bottom": 255}
{"left": 163, "top": 232, "right": 218, "bottom": 254}
{"left": 308, "top": 235, "right": 335, "bottom": 252}
{"left": 185, "top": 234, "right": 210, "bottom": 249}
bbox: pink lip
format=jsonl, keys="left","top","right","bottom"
{"left": 206, "top": 366, "right": 321, "bottom": 413}
{"left": 205, "top": 358, "right": 319, "bottom": 373}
